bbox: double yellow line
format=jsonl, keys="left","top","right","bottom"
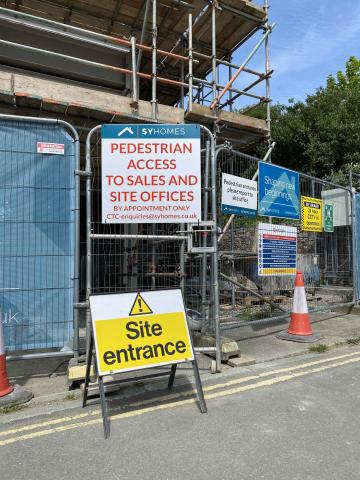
{"left": 1, "top": 350, "right": 360, "bottom": 446}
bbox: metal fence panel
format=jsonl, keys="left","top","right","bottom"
{"left": 216, "top": 147, "right": 355, "bottom": 329}
{"left": 85, "top": 124, "right": 220, "bottom": 369}
{"left": 354, "top": 192, "right": 360, "bottom": 300}
{"left": 0, "top": 119, "right": 77, "bottom": 351}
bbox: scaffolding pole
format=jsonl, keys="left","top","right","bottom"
{"left": 136, "top": 0, "right": 151, "bottom": 72}
{"left": 0, "top": 39, "right": 190, "bottom": 89}
{"left": 151, "top": 0, "right": 157, "bottom": 120}
{"left": 188, "top": 13, "right": 193, "bottom": 111}
{"left": 264, "top": 0, "right": 272, "bottom": 150}
{"left": 130, "top": 36, "right": 138, "bottom": 104}
{"left": 211, "top": 2, "right": 217, "bottom": 103}
{"left": 210, "top": 23, "right": 275, "bottom": 109}
{"left": 193, "top": 77, "right": 267, "bottom": 102}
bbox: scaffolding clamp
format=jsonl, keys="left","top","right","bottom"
{"left": 75, "top": 169, "right": 92, "bottom": 177}
{"left": 187, "top": 221, "right": 216, "bottom": 253}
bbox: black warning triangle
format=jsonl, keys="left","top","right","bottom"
{"left": 129, "top": 292, "right": 153, "bottom": 316}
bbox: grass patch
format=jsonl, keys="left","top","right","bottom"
{"left": 236, "top": 306, "right": 272, "bottom": 321}
{"left": 0, "top": 404, "right": 27, "bottom": 415}
{"left": 308, "top": 343, "right": 329, "bottom": 353}
{"left": 64, "top": 392, "right": 76, "bottom": 401}
{"left": 347, "top": 336, "right": 360, "bottom": 345}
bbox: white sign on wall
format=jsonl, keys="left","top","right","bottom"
{"left": 221, "top": 173, "right": 257, "bottom": 217}
{"left": 37, "top": 142, "right": 64, "bottom": 155}
{"left": 101, "top": 124, "right": 201, "bottom": 224}
{"left": 321, "top": 188, "right": 351, "bottom": 227}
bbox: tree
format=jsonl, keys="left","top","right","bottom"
{"left": 246, "top": 56, "right": 360, "bottom": 180}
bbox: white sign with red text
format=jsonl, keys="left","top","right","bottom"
{"left": 37, "top": 142, "right": 64, "bottom": 155}
{"left": 101, "top": 124, "right": 201, "bottom": 224}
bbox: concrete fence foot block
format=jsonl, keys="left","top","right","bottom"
{"left": 276, "top": 331, "right": 322, "bottom": 343}
{"left": 226, "top": 355, "right": 256, "bottom": 367}
{"left": 0, "top": 384, "right": 33, "bottom": 408}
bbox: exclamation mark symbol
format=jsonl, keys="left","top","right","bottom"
{"left": 138, "top": 297, "right": 143, "bottom": 313}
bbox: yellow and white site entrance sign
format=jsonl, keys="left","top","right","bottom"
{"left": 89, "top": 289, "right": 194, "bottom": 376}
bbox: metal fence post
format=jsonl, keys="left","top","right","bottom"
{"left": 58, "top": 119, "right": 81, "bottom": 358}
{"left": 201, "top": 140, "right": 210, "bottom": 332}
{"left": 85, "top": 125, "right": 101, "bottom": 359}
{"left": 349, "top": 171, "right": 358, "bottom": 303}
{"left": 209, "top": 134, "right": 220, "bottom": 372}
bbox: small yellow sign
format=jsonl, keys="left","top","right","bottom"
{"left": 129, "top": 293, "right": 153, "bottom": 316}
{"left": 89, "top": 290, "right": 194, "bottom": 376}
{"left": 301, "top": 196, "right": 323, "bottom": 232}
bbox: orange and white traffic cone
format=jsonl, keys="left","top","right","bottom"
{"left": 0, "top": 318, "right": 13, "bottom": 397}
{"left": 0, "top": 319, "right": 32, "bottom": 408}
{"left": 277, "top": 270, "right": 321, "bottom": 343}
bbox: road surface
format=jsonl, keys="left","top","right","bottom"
{"left": 1, "top": 347, "right": 360, "bottom": 480}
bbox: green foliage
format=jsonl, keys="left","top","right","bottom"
{"left": 236, "top": 306, "right": 271, "bottom": 321}
{"left": 64, "top": 392, "right": 76, "bottom": 401}
{"left": 0, "top": 404, "right": 27, "bottom": 414}
{"left": 245, "top": 57, "right": 360, "bottom": 179}
{"left": 308, "top": 343, "right": 329, "bottom": 353}
{"left": 346, "top": 336, "right": 360, "bottom": 345}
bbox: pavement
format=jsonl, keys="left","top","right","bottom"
{"left": 2, "top": 308, "right": 360, "bottom": 422}
{"left": 1, "top": 345, "right": 360, "bottom": 479}
{"left": 226, "top": 309, "right": 360, "bottom": 363}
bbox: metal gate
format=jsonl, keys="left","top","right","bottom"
{"left": 216, "top": 145, "right": 356, "bottom": 331}
{"left": 0, "top": 114, "right": 80, "bottom": 357}
{"left": 83, "top": 124, "right": 221, "bottom": 371}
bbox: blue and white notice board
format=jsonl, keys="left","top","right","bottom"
{"left": 258, "top": 222, "right": 297, "bottom": 276}
{"left": 258, "top": 162, "right": 300, "bottom": 220}
{"left": 221, "top": 173, "right": 257, "bottom": 217}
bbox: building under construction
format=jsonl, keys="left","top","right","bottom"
{"left": 0, "top": 0, "right": 275, "bottom": 370}
{"left": 0, "top": 0, "right": 272, "bottom": 150}
{"left": 0, "top": 0, "right": 356, "bottom": 376}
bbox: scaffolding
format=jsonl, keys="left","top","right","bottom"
{"left": 0, "top": 0, "right": 272, "bottom": 150}
{"left": 0, "top": 1, "right": 358, "bottom": 367}
{"left": 0, "top": 0, "right": 274, "bottom": 366}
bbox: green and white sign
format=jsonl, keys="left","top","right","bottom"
{"left": 324, "top": 204, "right": 334, "bottom": 232}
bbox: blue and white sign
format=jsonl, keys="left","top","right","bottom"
{"left": 101, "top": 124, "right": 201, "bottom": 224}
{"left": 102, "top": 123, "right": 200, "bottom": 139}
{"left": 221, "top": 173, "right": 257, "bottom": 217}
{"left": 258, "top": 162, "right": 300, "bottom": 220}
{"left": 258, "top": 223, "right": 297, "bottom": 276}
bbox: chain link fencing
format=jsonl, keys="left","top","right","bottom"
{"left": 1, "top": 115, "right": 358, "bottom": 363}
{"left": 84, "top": 124, "right": 221, "bottom": 371}
{"left": 216, "top": 146, "right": 356, "bottom": 331}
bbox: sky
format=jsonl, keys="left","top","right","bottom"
{"left": 224, "top": 0, "right": 360, "bottom": 108}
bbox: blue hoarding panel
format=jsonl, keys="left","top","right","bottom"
{"left": 258, "top": 162, "right": 300, "bottom": 220}
{"left": 355, "top": 194, "right": 360, "bottom": 300}
{"left": 0, "top": 121, "right": 75, "bottom": 351}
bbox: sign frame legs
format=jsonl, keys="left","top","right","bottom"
{"left": 82, "top": 329, "right": 207, "bottom": 439}
{"left": 82, "top": 326, "right": 110, "bottom": 438}
{"left": 191, "top": 358, "right": 207, "bottom": 413}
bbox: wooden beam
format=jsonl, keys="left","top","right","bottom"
{"left": 0, "top": 70, "right": 267, "bottom": 143}
{"left": 107, "top": 0, "right": 122, "bottom": 35}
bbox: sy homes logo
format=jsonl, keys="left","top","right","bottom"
{"left": 117, "top": 126, "right": 134, "bottom": 137}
